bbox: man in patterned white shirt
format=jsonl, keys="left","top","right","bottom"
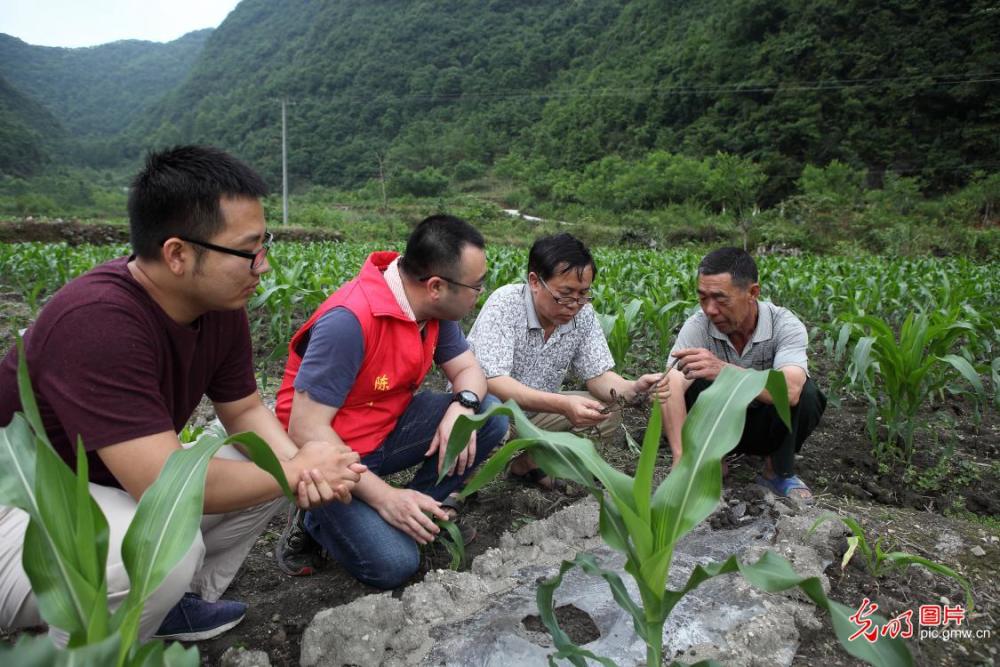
{"left": 467, "top": 233, "right": 666, "bottom": 491}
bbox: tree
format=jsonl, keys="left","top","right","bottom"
{"left": 707, "top": 152, "right": 766, "bottom": 250}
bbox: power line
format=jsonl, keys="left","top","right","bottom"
{"left": 254, "top": 73, "right": 1000, "bottom": 106}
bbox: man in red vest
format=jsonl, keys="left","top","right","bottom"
{"left": 275, "top": 215, "right": 508, "bottom": 588}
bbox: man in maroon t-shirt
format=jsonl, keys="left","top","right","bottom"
{"left": 0, "top": 146, "right": 366, "bottom": 644}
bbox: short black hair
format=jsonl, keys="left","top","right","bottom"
{"left": 528, "top": 233, "right": 597, "bottom": 282}
{"left": 698, "top": 247, "right": 758, "bottom": 287}
{"left": 127, "top": 145, "right": 269, "bottom": 260}
{"left": 398, "top": 214, "right": 485, "bottom": 280}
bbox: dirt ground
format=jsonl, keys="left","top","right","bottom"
{"left": 1, "top": 223, "right": 997, "bottom": 666}
{"left": 191, "top": 339, "right": 999, "bottom": 666}
{"left": 190, "top": 415, "right": 998, "bottom": 666}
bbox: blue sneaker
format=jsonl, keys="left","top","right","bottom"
{"left": 153, "top": 592, "right": 247, "bottom": 641}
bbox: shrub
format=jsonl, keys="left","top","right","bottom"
{"left": 389, "top": 167, "right": 449, "bottom": 197}
{"left": 452, "top": 160, "right": 487, "bottom": 182}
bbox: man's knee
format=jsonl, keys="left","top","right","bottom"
{"left": 683, "top": 378, "right": 713, "bottom": 411}
{"left": 796, "top": 378, "right": 827, "bottom": 418}
{"left": 135, "top": 531, "right": 205, "bottom": 599}
{"left": 351, "top": 545, "right": 419, "bottom": 590}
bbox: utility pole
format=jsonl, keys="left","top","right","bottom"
{"left": 281, "top": 98, "right": 289, "bottom": 225}
{"left": 375, "top": 152, "right": 391, "bottom": 236}
{"left": 375, "top": 152, "right": 388, "bottom": 209}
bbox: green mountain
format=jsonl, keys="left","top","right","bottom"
{"left": 0, "top": 73, "right": 66, "bottom": 176}
{"left": 3, "top": 0, "right": 997, "bottom": 198}
{"left": 123, "top": 0, "right": 998, "bottom": 197}
{"left": 0, "top": 30, "right": 210, "bottom": 140}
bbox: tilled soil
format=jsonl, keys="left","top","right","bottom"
{"left": 194, "top": 392, "right": 999, "bottom": 666}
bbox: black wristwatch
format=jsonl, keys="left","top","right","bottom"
{"left": 452, "top": 390, "right": 481, "bottom": 411}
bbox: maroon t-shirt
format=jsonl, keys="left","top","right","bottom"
{"left": 0, "top": 257, "right": 258, "bottom": 488}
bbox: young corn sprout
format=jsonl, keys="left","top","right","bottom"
{"left": 440, "top": 367, "right": 910, "bottom": 666}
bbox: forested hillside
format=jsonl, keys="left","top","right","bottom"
{"left": 0, "top": 74, "right": 66, "bottom": 176}
{"left": 0, "top": 0, "right": 996, "bottom": 212}
{"left": 121, "top": 0, "right": 998, "bottom": 197}
{"left": 0, "top": 30, "right": 210, "bottom": 159}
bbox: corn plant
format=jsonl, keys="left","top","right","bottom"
{"left": 441, "top": 368, "right": 910, "bottom": 666}
{"left": 5, "top": 243, "right": 998, "bottom": 377}
{"left": 819, "top": 320, "right": 858, "bottom": 407}
{"left": 810, "top": 514, "right": 974, "bottom": 611}
{"left": 596, "top": 298, "right": 642, "bottom": 370}
{"left": 640, "top": 297, "right": 695, "bottom": 361}
{"left": 0, "top": 342, "right": 295, "bottom": 666}
{"left": 842, "top": 311, "right": 986, "bottom": 464}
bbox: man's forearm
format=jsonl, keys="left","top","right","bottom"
{"left": 486, "top": 375, "right": 570, "bottom": 415}
{"left": 203, "top": 457, "right": 292, "bottom": 513}
{"left": 449, "top": 364, "right": 488, "bottom": 399}
{"left": 662, "top": 370, "right": 688, "bottom": 460}
{"left": 585, "top": 371, "right": 633, "bottom": 404}
{"left": 349, "top": 461, "right": 395, "bottom": 507}
{"left": 223, "top": 402, "right": 301, "bottom": 459}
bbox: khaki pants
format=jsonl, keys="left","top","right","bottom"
{"left": 0, "top": 445, "right": 283, "bottom": 644}
{"left": 527, "top": 390, "right": 623, "bottom": 441}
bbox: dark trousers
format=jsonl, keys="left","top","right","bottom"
{"left": 684, "top": 377, "right": 826, "bottom": 478}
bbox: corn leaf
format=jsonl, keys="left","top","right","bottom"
{"left": 14, "top": 339, "right": 46, "bottom": 438}
{"left": 938, "top": 354, "right": 985, "bottom": 394}
{"left": 159, "top": 640, "right": 201, "bottom": 667}
{"left": 632, "top": 400, "right": 661, "bottom": 524}
{"left": 0, "top": 414, "right": 37, "bottom": 516}
{"left": 881, "top": 552, "right": 974, "bottom": 611}
{"left": 659, "top": 551, "right": 910, "bottom": 666}
{"left": 843, "top": 536, "right": 860, "bottom": 570}
{"left": 736, "top": 551, "right": 912, "bottom": 667}
{"left": 114, "top": 430, "right": 295, "bottom": 649}
{"left": 0, "top": 342, "right": 108, "bottom": 645}
{"left": 652, "top": 368, "right": 789, "bottom": 561}
{"left": 0, "top": 631, "right": 122, "bottom": 667}
{"left": 536, "top": 552, "right": 642, "bottom": 667}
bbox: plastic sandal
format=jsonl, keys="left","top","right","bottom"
{"left": 756, "top": 474, "right": 815, "bottom": 505}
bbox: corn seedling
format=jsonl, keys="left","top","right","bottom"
{"left": 429, "top": 519, "right": 467, "bottom": 571}
{"left": 810, "top": 514, "right": 974, "bottom": 612}
{"left": 843, "top": 311, "right": 986, "bottom": 464}
{"left": 440, "top": 367, "right": 910, "bottom": 666}
{"left": 0, "top": 341, "right": 295, "bottom": 666}
{"left": 597, "top": 298, "right": 642, "bottom": 370}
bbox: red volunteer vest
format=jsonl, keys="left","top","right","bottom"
{"left": 275, "top": 251, "right": 440, "bottom": 455}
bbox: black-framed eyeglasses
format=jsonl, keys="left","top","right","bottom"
{"left": 537, "top": 275, "right": 593, "bottom": 306}
{"left": 418, "top": 274, "right": 485, "bottom": 294}
{"left": 172, "top": 231, "right": 273, "bottom": 271}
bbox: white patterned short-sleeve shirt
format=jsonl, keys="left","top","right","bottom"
{"left": 467, "top": 284, "right": 615, "bottom": 393}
